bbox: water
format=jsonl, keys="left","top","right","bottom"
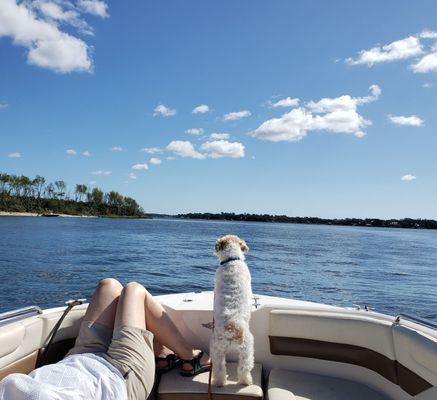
{"left": 0, "top": 217, "right": 436, "bottom": 321}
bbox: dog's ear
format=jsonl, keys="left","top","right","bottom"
{"left": 215, "top": 237, "right": 225, "bottom": 253}
{"left": 239, "top": 239, "right": 249, "bottom": 253}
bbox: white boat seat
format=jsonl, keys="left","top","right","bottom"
{"left": 157, "top": 362, "right": 263, "bottom": 400}
{"left": 267, "top": 369, "right": 389, "bottom": 400}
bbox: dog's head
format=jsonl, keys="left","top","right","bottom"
{"left": 215, "top": 234, "right": 249, "bottom": 262}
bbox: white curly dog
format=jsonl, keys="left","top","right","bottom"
{"left": 210, "top": 235, "right": 254, "bottom": 387}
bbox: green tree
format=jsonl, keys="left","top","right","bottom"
{"left": 46, "top": 183, "right": 56, "bottom": 199}
{"left": 122, "top": 197, "right": 142, "bottom": 216}
{"left": 20, "top": 175, "right": 33, "bottom": 197}
{"left": 54, "top": 180, "right": 67, "bottom": 199}
{"left": 88, "top": 187, "right": 104, "bottom": 204}
{"left": 105, "top": 191, "right": 124, "bottom": 214}
{"left": 0, "top": 173, "right": 11, "bottom": 195}
{"left": 75, "top": 184, "right": 88, "bottom": 202}
{"left": 32, "top": 175, "right": 46, "bottom": 198}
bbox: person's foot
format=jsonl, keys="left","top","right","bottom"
{"left": 155, "top": 349, "right": 181, "bottom": 373}
{"left": 180, "top": 350, "right": 211, "bottom": 375}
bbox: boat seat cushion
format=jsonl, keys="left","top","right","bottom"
{"left": 267, "top": 369, "right": 389, "bottom": 400}
{"left": 157, "top": 362, "right": 263, "bottom": 400}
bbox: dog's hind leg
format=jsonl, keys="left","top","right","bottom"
{"left": 237, "top": 330, "right": 254, "bottom": 385}
{"left": 210, "top": 337, "right": 227, "bottom": 387}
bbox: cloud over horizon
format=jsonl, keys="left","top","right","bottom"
{"left": 388, "top": 115, "right": 424, "bottom": 127}
{"left": 141, "top": 147, "right": 162, "bottom": 154}
{"left": 252, "top": 85, "right": 381, "bottom": 142}
{"left": 192, "top": 104, "right": 210, "bottom": 114}
{"left": 223, "top": 110, "right": 251, "bottom": 121}
{"left": 269, "top": 97, "right": 300, "bottom": 108}
{"left": 209, "top": 133, "right": 230, "bottom": 140}
{"left": 200, "top": 140, "right": 245, "bottom": 158}
{"left": 346, "top": 30, "right": 437, "bottom": 73}
{"left": 153, "top": 104, "right": 176, "bottom": 117}
{"left": 149, "top": 157, "right": 161, "bottom": 165}
{"left": 132, "top": 163, "right": 148, "bottom": 170}
{"left": 401, "top": 174, "right": 416, "bottom": 181}
{"left": 166, "top": 140, "right": 205, "bottom": 159}
{"left": 185, "top": 128, "right": 204, "bottom": 135}
{"left": 92, "top": 170, "right": 112, "bottom": 175}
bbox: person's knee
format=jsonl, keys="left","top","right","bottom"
{"left": 123, "top": 281, "right": 148, "bottom": 296}
{"left": 98, "top": 278, "right": 123, "bottom": 292}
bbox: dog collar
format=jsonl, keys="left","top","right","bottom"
{"left": 220, "top": 257, "right": 242, "bottom": 265}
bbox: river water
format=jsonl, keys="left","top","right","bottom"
{"left": 0, "top": 217, "right": 436, "bottom": 321}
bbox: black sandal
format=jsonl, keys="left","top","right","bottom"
{"left": 155, "top": 353, "right": 181, "bottom": 374}
{"left": 180, "top": 350, "right": 211, "bottom": 377}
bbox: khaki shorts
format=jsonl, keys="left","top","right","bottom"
{"left": 67, "top": 321, "right": 155, "bottom": 400}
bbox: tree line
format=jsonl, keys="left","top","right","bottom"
{"left": 0, "top": 172, "right": 145, "bottom": 217}
{"left": 176, "top": 212, "right": 437, "bottom": 230}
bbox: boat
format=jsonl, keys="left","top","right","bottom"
{"left": 0, "top": 292, "right": 436, "bottom": 399}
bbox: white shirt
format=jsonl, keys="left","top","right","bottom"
{"left": 0, "top": 353, "right": 127, "bottom": 400}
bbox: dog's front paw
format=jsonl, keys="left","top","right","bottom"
{"left": 212, "top": 376, "right": 227, "bottom": 387}
{"left": 238, "top": 372, "right": 252, "bottom": 386}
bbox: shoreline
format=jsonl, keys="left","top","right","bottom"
{"left": 0, "top": 211, "right": 96, "bottom": 218}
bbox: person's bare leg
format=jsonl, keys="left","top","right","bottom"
{"left": 143, "top": 289, "right": 210, "bottom": 370}
{"left": 114, "top": 281, "right": 209, "bottom": 371}
{"left": 114, "top": 281, "right": 147, "bottom": 330}
{"left": 154, "top": 341, "right": 178, "bottom": 368}
{"left": 84, "top": 278, "right": 123, "bottom": 329}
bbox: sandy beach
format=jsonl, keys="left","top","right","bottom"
{"left": 0, "top": 211, "right": 96, "bottom": 218}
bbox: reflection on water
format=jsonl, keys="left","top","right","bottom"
{"left": 0, "top": 217, "right": 436, "bottom": 321}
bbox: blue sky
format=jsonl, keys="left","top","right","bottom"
{"left": 1, "top": 0, "right": 437, "bottom": 218}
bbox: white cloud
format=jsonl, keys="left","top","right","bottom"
{"left": 149, "top": 157, "right": 162, "bottom": 165}
{"left": 92, "top": 170, "right": 112, "bottom": 175}
{"left": 166, "top": 156, "right": 175, "bottom": 161}
{"left": 185, "top": 128, "right": 204, "bottom": 135}
{"left": 252, "top": 85, "right": 380, "bottom": 142}
{"left": 0, "top": 102, "right": 8, "bottom": 109}
{"left": 0, "top": 0, "right": 94, "bottom": 73}
{"left": 140, "top": 147, "right": 162, "bottom": 154}
{"left": 422, "top": 83, "right": 433, "bottom": 88}
{"left": 200, "top": 140, "right": 245, "bottom": 159}
{"left": 35, "top": 1, "right": 93, "bottom": 35}
{"left": 209, "top": 132, "right": 230, "bottom": 140}
{"left": 346, "top": 31, "right": 437, "bottom": 74}
{"left": 110, "top": 146, "right": 124, "bottom": 152}
{"left": 82, "top": 150, "right": 92, "bottom": 157}
{"left": 132, "top": 163, "right": 148, "bottom": 170}
{"left": 192, "top": 104, "right": 210, "bottom": 114}
{"left": 128, "top": 173, "right": 137, "bottom": 180}
{"left": 166, "top": 140, "right": 205, "bottom": 159}
{"left": 420, "top": 30, "right": 437, "bottom": 39}
{"left": 388, "top": 115, "right": 424, "bottom": 127}
{"left": 412, "top": 51, "right": 437, "bottom": 73}
{"left": 66, "top": 149, "right": 77, "bottom": 156}
{"left": 270, "top": 97, "right": 300, "bottom": 108}
{"left": 89, "top": 180, "right": 97, "bottom": 185}
{"left": 401, "top": 174, "right": 416, "bottom": 181}
{"left": 153, "top": 104, "right": 176, "bottom": 117}
{"left": 223, "top": 110, "right": 251, "bottom": 121}
{"left": 7, "top": 152, "right": 21, "bottom": 158}
{"left": 346, "top": 36, "right": 423, "bottom": 66}
{"left": 77, "top": 0, "right": 109, "bottom": 18}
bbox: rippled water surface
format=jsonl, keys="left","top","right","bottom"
{"left": 0, "top": 217, "right": 436, "bottom": 321}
